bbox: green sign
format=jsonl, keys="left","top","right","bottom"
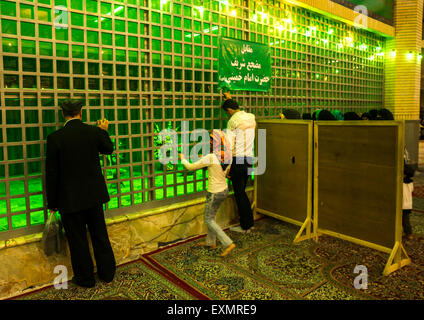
{"left": 218, "top": 37, "right": 271, "bottom": 92}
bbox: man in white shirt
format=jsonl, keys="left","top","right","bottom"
{"left": 222, "top": 92, "right": 256, "bottom": 233}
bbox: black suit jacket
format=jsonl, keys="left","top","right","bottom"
{"left": 45, "top": 119, "right": 114, "bottom": 214}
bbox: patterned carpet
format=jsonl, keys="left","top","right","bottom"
{"left": 14, "top": 258, "right": 202, "bottom": 300}
{"left": 143, "top": 216, "right": 424, "bottom": 300}
{"left": 11, "top": 171, "right": 424, "bottom": 300}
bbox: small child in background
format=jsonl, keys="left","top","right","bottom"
{"left": 180, "top": 130, "right": 236, "bottom": 257}
{"left": 403, "top": 164, "right": 415, "bottom": 240}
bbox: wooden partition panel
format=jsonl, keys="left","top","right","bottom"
{"left": 315, "top": 121, "right": 404, "bottom": 251}
{"left": 255, "top": 120, "right": 312, "bottom": 227}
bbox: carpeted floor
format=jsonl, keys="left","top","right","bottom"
{"left": 11, "top": 171, "right": 424, "bottom": 300}
{"left": 14, "top": 258, "right": 203, "bottom": 300}
{"left": 143, "top": 216, "right": 424, "bottom": 300}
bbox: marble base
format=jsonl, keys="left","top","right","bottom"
{"left": 0, "top": 190, "right": 258, "bottom": 299}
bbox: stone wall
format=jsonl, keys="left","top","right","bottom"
{"left": 0, "top": 190, "right": 256, "bottom": 299}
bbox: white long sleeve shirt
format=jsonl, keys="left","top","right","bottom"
{"left": 403, "top": 182, "right": 414, "bottom": 210}
{"left": 181, "top": 154, "right": 230, "bottom": 193}
{"left": 226, "top": 111, "right": 256, "bottom": 158}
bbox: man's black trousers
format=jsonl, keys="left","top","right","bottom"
{"left": 60, "top": 204, "right": 116, "bottom": 286}
{"left": 229, "top": 160, "right": 254, "bottom": 230}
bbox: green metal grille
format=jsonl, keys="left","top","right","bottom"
{"left": 0, "top": 0, "right": 385, "bottom": 239}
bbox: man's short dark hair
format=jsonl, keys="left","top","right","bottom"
{"left": 282, "top": 108, "right": 301, "bottom": 119}
{"left": 221, "top": 99, "right": 239, "bottom": 111}
{"left": 404, "top": 163, "right": 415, "bottom": 179}
{"left": 60, "top": 100, "right": 83, "bottom": 118}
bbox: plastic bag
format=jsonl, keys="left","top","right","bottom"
{"left": 41, "top": 212, "right": 66, "bottom": 256}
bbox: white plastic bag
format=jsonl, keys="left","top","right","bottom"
{"left": 41, "top": 213, "right": 65, "bottom": 256}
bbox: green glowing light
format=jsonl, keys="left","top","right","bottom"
{"left": 0, "top": 0, "right": 388, "bottom": 232}
{"left": 114, "top": 6, "right": 124, "bottom": 14}
{"left": 196, "top": 6, "right": 204, "bottom": 18}
{"left": 407, "top": 51, "right": 414, "bottom": 60}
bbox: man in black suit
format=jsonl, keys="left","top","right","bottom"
{"left": 46, "top": 100, "right": 116, "bottom": 288}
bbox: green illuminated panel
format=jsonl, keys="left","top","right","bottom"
{"left": 40, "top": 41, "right": 53, "bottom": 56}
{"left": 2, "top": 37, "right": 18, "bottom": 53}
{"left": 55, "top": 0, "right": 68, "bottom": 8}
{"left": 9, "top": 181, "right": 24, "bottom": 196}
{"left": 187, "top": 183, "right": 194, "bottom": 194}
{"left": 108, "top": 197, "right": 118, "bottom": 210}
{"left": 155, "top": 189, "right": 164, "bottom": 200}
{"left": 20, "top": 4, "right": 34, "bottom": 19}
{"left": 2, "top": 19, "right": 17, "bottom": 35}
{"left": 71, "top": 12, "right": 84, "bottom": 27}
{"left": 38, "top": 7, "right": 51, "bottom": 22}
{"left": 28, "top": 178, "right": 42, "bottom": 193}
{"left": 29, "top": 194, "right": 43, "bottom": 210}
{"left": 11, "top": 214, "right": 27, "bottom": 229}
{"left": 1, "top": 1, "right": 16, "bottom": 17}
{"left": 0, "top": 216, "right": 8, "bottom": 232}
{"left": 3, "top": 56, "right": 18, "bottom": 71}
{"left": 56, "top": 43, "right": 69, "bottom": 57}
{"left": 30, "top": 211, "right": 44, "bottom": 226}
{"left": 71, "top": 0, "right": 83, "bottom": 11}
{"left": 0, "top": 0, "right": 385, "bottom": 236}
{"left": 134, "top": 193, "right": 142, "bottom": 204}
{"left": 11, "top": 197, "right": 26, "bottom": 213}
{"left": 21, "top": 22, "right": 35, "bottom": 37}
{"left": 86, "top": 0, "right": 98, "bottom": 13}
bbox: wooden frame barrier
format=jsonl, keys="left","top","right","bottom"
{"left": 254, "top": 120, "right": 316, "bottom": 244}
{"left": 313, "top": 121, "right": 410, "bottom": 276}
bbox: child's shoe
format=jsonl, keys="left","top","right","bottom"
{"left": 220, "top": 243, "right": 236, "bottom": 257}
